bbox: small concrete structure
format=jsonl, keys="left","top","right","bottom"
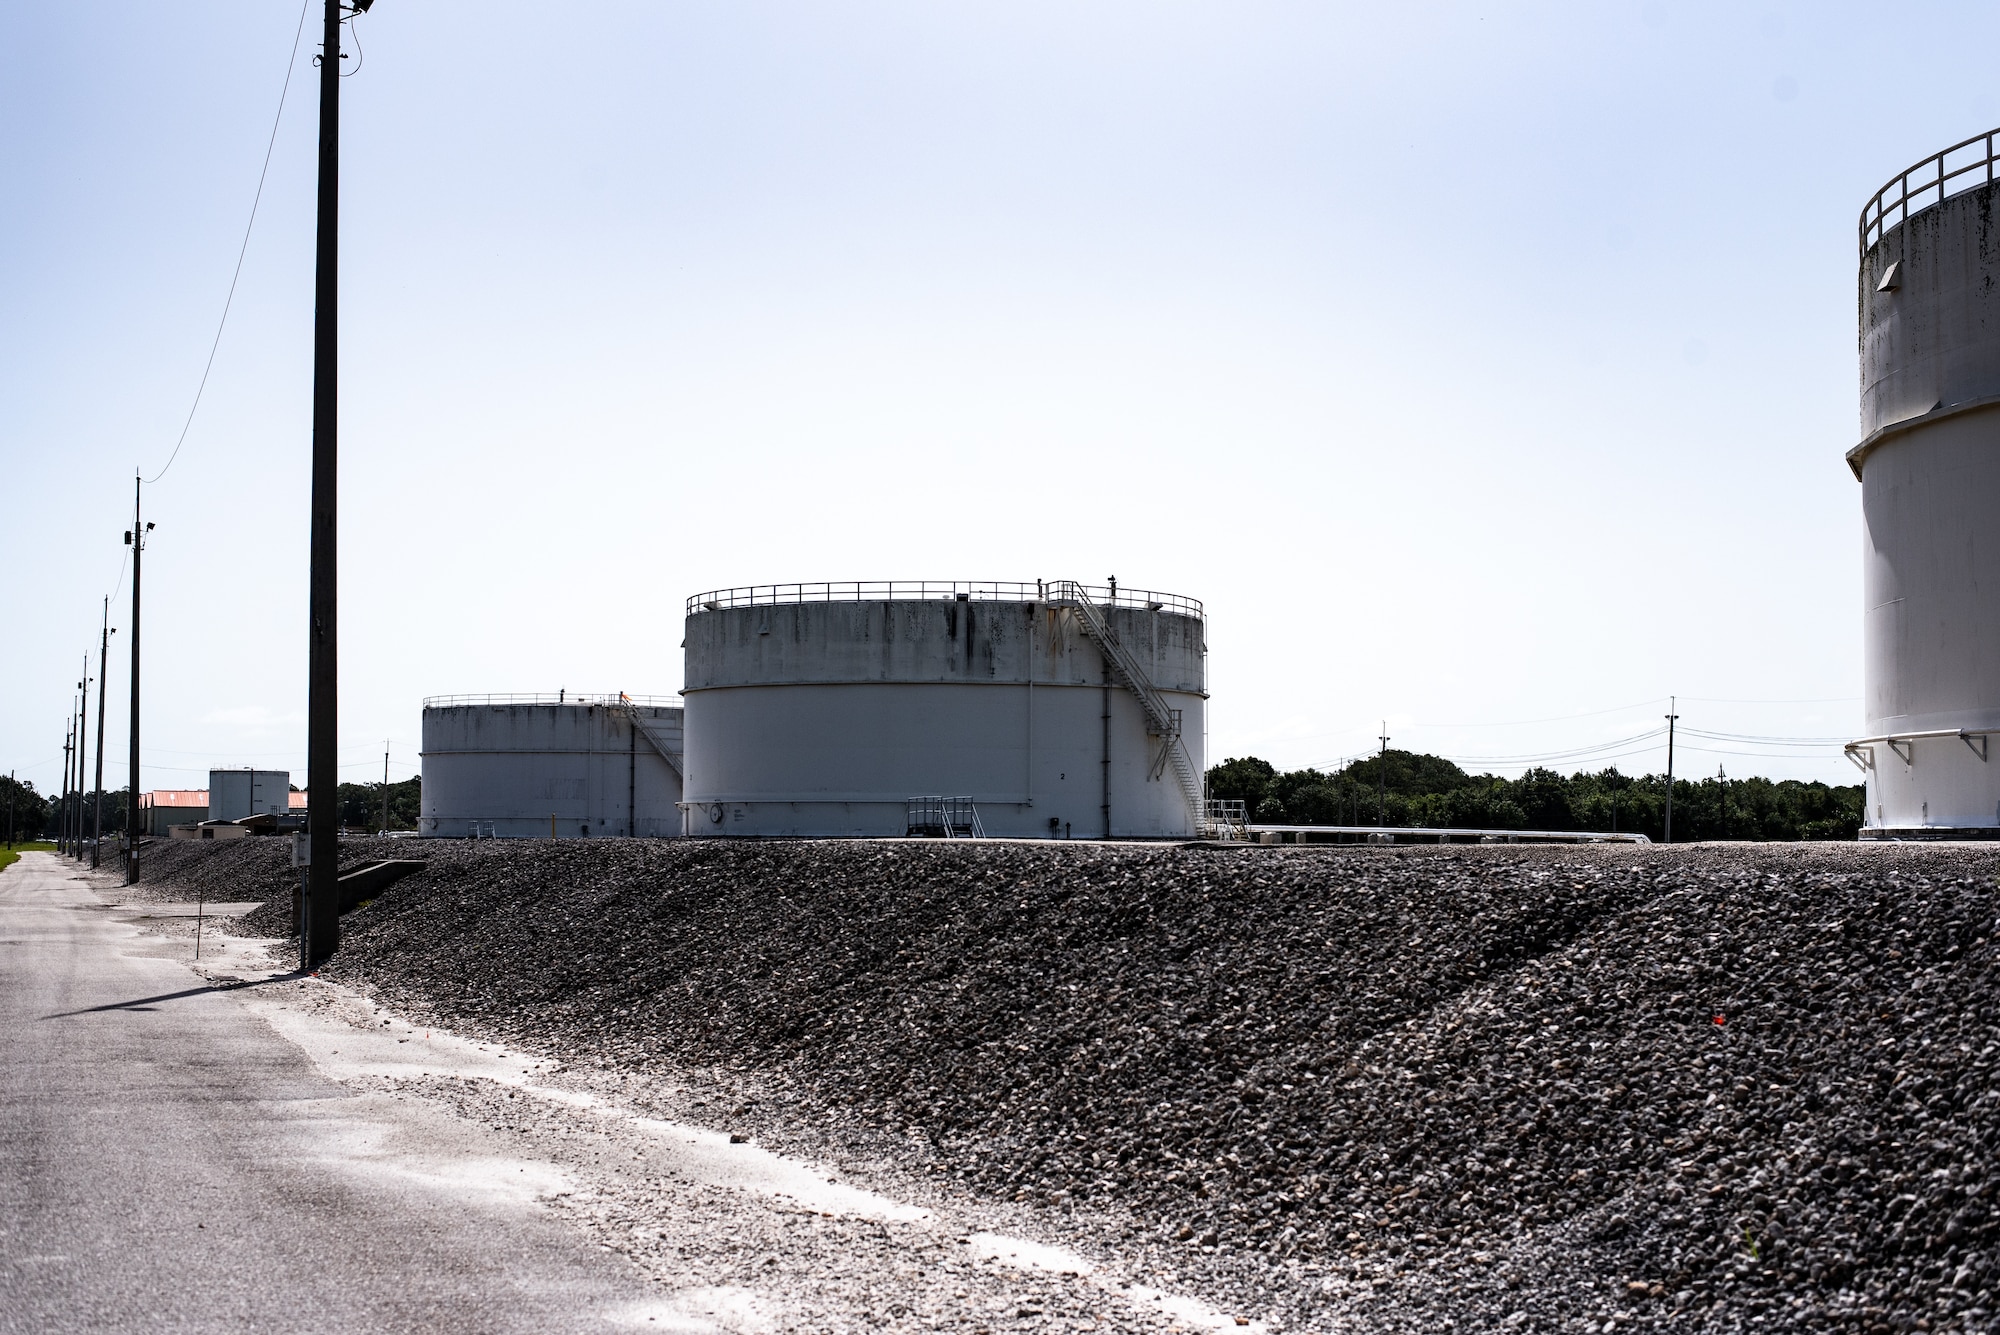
{"left": 419, "top": 695, "right": 683, "bottom": 838}
{"left": 680, "top": 581, "right": 1207, "bottom": 838}
{"left": 169, "top": 823, "right": 250, "bottom": 841}
{"left": 1849, "top": 130, "right": 2000, "bottom": 837}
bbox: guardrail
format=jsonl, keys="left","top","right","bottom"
{"left": 685, "top": 580, "right": 1204, "bottom": 618}
{"left": 421, "top": 692, "right": 681, "bottom": 709}
{"left": 1861, "top": 127, "right": 2000, "bottom": 257}
{"left": 1844, "top": 727, "right": 1997, "bottom": 769}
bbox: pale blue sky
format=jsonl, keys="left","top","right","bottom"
{"left": 5, "top": 1, "right": 1994, "bottom": 796}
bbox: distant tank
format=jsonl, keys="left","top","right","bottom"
{"left": 420, "top": 694, "right": 683, "bottom": 838}
{"left": 1850, "top": 129, "right": 2000, "bottom": 837}
{"left": 679, "top": 580, "right": 1208, "bottom": 838}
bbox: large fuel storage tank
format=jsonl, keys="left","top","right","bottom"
{"left": 1850, "top": 129, "right": 2000, "bottom": 837}
{"left": 420, "top": 694, "right": 684, "bottom": 838}
{"left": 680, "top": 580, "right": 1208, "bottom": 838}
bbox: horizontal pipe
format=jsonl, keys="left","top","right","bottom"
{"left": 1247, "top": 824, "right": 1650, "bottom": 844}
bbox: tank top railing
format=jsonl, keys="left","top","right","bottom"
{"left": 686, "top": 580, "right": 1202, "bottom": 619}
{"left": 421, "top": 692, "right": 680, "bottom": 709}
{"left": 1861, "top": 127, "right": 2000, "bottom": 257}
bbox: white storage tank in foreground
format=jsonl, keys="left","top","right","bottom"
{"left": 680, "top": 580, "right": 1207, "bottom": 838}
{"left": 420, "top": 694, "right": 684, "bottom": 838}
{"left": 1850, "top": 129, "right": 2000, "bottom": 837}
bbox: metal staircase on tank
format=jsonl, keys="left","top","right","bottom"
{"left": 613, "top": 695, "right": 684, "bottom": 777}
{"left": 1043, "top": 580, "right": 1210, "bottom": 836}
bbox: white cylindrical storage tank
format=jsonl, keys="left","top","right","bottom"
{"left": 1851, "top": 130, "right": 2000, "bottom": 837}
{"left": 681, "top": 581, "right": 1208, "bottom": 838}
{"left": 420, "top": 694, "right": 684, "bottom": 838}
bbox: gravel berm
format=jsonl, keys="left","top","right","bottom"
{"left": 128, "top": 837, "right": 2000, "bottom": 1332}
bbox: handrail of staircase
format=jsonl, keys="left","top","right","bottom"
{"left": 1045, "top": 582, "right": 1180, "bottom": 733}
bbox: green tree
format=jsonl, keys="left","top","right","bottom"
{"left": 2, "top": 776, "right": 51, "bottom": 847}
{"left": 335, "top": 777, "right": 422, "bottom": 832}
{"left": 1205, "top": 756, "right": 1277, "bottom": 812}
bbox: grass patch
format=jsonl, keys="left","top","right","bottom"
{"left": 0, "top": 842, "right": 58, "bottom": 875}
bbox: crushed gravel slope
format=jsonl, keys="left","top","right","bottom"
{"left": 134, "top": 838, "right": 2000, "bottom": 1332}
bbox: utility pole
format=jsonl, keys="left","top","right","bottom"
{"left": 61, "top": 707, "right": 74, "bottom": 855}
{"left": 305, "top": 0, "right": 375, "bottom": 965}
{"left": 381, "top": 741, "right": 390, "bottom": 834}
{"left": 1377, "top": 722, "right": 1389, "bottom": 826}
{"left": 1663, "top": 697, "right": 1679, "bottom": 844}
{"left": 6, "top": 770, "right": 13, "bottom": 850}
{"left": 92, "top": 603, "right": 114, "bottom": 868}
{"left": 125, "top": 479, "right": 151, "bottom": 883}
{"left": 76, "top": 654, "right": 90, "bottom": 859}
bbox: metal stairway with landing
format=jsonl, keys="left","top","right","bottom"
{"left": 1043, "top": 580, "right": 1210, "bottom": 836}
{"left": 613, "top": 697, "right": 684, "bottom": 777}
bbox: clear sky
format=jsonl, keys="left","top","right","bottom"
{"left": 4, "top": 0, "right": 1995, "bottom": 798}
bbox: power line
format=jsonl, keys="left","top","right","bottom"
{"left": 1447, "top": 726, "right": 1669, "bottom": 766}
{"left": 1681, "top": 726, "right": 1849, "bottom": 746}
{"left": 1410, "top": 696, "right": 1671, "bottom": 730}
{"left": 1679, "top": 694, "right": 1859, "bottom": 705}
{"left": 144, "top": 0, "right": 312, "bottom": 487}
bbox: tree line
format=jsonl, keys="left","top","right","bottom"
{"left": 1205, "top": 750, "right": 1864, "bottom": 842}
{"left": 0, "top": 775, "right": 423, "bottom": 840}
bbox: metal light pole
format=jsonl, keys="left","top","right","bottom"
{"left": 92, "top": 605, "right": 114, "bottom": 868}
{"left": 305, "top": 0, "right": 376, "bottom": 965}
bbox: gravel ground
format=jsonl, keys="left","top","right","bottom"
{"left": 117, "top": 837, "right": 2000, "bottom": 1332}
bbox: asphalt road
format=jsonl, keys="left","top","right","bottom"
{"left": 0, "top": 852, "right": 658, "bottom": 1335}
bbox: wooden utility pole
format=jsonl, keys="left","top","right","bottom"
{"left": 125, "top": 478, "right": 149, "bottom": 883}
{"left": 92, "top": 601, "right": 113, "bottom": 867}
{"left": 60, "top": 716, "right": 73, "bottom": 855}
{"left": 76, "top": 655, "right": 90, "bottom": 859}
{"left": 1377, "top": 722, "right": 1389, "bottom": 826}
{"left": 1663, "top": 697, "right": 1680, "bottom": 844}
{"left": 305, "top": 0, "right": 362, "bottom": 965}
{"left": 381, "top": 741, "right": 390, "bottom": 834}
